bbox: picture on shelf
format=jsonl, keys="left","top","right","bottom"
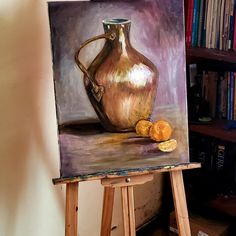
{"left": 48, "top": 0, "right": 189, "bottom": 178}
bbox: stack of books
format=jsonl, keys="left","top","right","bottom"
{"left": 188, "top": 64, "right": 236, "bottom": 120}
{"left": 185, "top": 0, "right": 236, "bottom": 51}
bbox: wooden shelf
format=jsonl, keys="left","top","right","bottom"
{"left": 208, "top": 196, "right": 236, "bottom": 217}
{"left": 186, "top": 47, "right": 236, "bottom": 64}
{"left": 189, "top": 120, "right": 236, "bottom": 143}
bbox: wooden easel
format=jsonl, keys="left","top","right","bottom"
{"left": 53, "top": 163, "right": 201, "bottom": 236}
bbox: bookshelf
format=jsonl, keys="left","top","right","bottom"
{"left": 186, "top": 47, "right": 236, "bottom": 64}
{"left": 189, "top": 120, "right": 236, "bottom": 143}
{"left": 184, "top": 0, "right": 236, "bottom": 226}
{"left": 186, "top": 47, "right": 236, "bottom": 228}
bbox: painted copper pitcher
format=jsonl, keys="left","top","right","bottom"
{"left": 75, "top": 19, "right": 158, "bottom": 132}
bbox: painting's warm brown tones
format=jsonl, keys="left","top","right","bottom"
{"left": 48, "top": 0, "right": 189, "bottom": 179}
{"left": 75, "top": 19, "right": 158, "bottom": 132}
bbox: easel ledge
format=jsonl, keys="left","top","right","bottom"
{"left": 53, "top": 162, "right": 201, "bottom": 185}
{"left": 54, "top": 162, "right": 201, "bottom": 236}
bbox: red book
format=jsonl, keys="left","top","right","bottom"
{"left": 186, "top": 0, "right": 195, "bottom": 47}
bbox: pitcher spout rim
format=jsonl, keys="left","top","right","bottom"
{"left": 102, "top": 18, "right": 131, "bottom": 25}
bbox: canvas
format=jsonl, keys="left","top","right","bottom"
{"left": 48, "top": 0, "right": 189, "bottom": 179}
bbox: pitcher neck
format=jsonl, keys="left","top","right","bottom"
{"left": 103, "top": 19, "right": 131, "bottom": 48}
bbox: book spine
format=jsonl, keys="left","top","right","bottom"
{"left": 202, "top": 0, "right": 208, "bottom": 47}
{"left": 216, "top": 143, "right": 226, "bottom": 171}
{"left": 192, "top": 0, "right": 197, "bottom": 46}
{"left": 227, "top": 72, "right": 231, "bottom": 119}
{"left": 192, "top": 0, "right": 198, "bottom": 46}
{"left": 222, "top": 72, "right": 228, "bottom": 118}
{"left": 234, "top": 72, "right": 236, "bottom": 119}
{"left": 216, "top": 0, "right": 223, "bottom": 49}
{"left": 211, "top": 0, "right": 218, "bottom": 48}
{"left": 207, "top": 0, "right": 214, "bottom": 48}
{"left": 194, "top": 0, "right": 201, "bottom": 46}
{"left": 223, "top": 0, "right": 231, "bottom": 50}
{"left": 220, "top": 0, "right": 226, "bottom": 50}
{"left": 186, "top": 0, "right": 194, "bottom": 47}
{"left": 230, "top": 71, "right": 235, "bottom": 119}
{"left": 233, "top": 0, "right": 236, "bottom": 50}
{"left": 198, "top": 0, "right": 204, "bottom": 46}
{"left": 190, "top": 0, "right": 195, "bottom": 47}
{"left": 228, "top": 0, "right": 235, "bottom": 49}
{"left": 216, "top": 75, "right": 223, "bottom": 118}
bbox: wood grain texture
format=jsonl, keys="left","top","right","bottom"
{"left": 120, "top": 186, "right": 136, "bottom": 236}
{"left": 65, "top": 183, "right": 78, "bottom": 236}
{"left": 101, "top": 174, "right": 154, "bottom": 188}
{"left": 100, "top": 187, "right": 115, "bottom": 236}
{"left": 127, "top": 186, "right": 136, "bottom": 236}
{"left": 121, "top": 187, "right": 130, "bottom": 236}
{"left": 170, "top": 170, "right": 191, "bottom": 236}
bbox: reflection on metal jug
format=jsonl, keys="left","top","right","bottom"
{"left": 75, "top": 18, "right": 158, "bottom": 132}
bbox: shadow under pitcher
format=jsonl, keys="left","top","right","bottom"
{"left": 75, "top": 18, "right": 158, "bottom": 132}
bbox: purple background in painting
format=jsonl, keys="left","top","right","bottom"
{"left": 49, "top": 0, "right": 187, "bottom": 125}
{"left": 48, "top": 0, "right": 189, "bottom": 178}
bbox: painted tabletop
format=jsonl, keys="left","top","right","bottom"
{"left": 59, "top": 123, "right": 189, "bottom": 179}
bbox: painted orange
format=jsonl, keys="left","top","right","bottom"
{"left": 149, "top": 120, "right": 173, "bottom": 142}
{"left": 135, "top": 120, "right": 153, "bottom": 137}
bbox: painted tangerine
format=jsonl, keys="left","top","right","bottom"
{"left": 149, "top": 120, "right": 173, "bottom": 142}
{"left": 135, "top": 120, "right": 153, "bottom": 137}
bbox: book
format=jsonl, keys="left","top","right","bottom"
{"left": 215, "top": 0, "right": 223, "bottom": 48}
{"left": 234, "top": 72, "right": 236, "bottom": 119}
{"left": 228, "top": 0, "right": 235, "bottom": 49}
{"left": 221, "top": 72, "right": 228, "bottom": 118}
{"left": 216, "top": 75, "right": 224, "bottom": 118}
{"left": 227, "top": 72, "right": 231, "bottom": 119}
{"left": 207, "top": 71, "right": 218, "bottom": 117}
{"left": 223, "top": 0, "right": 231, "bottom": 50}
{"left": 189, "top": 63, "right": 198, "bottom": 87}
{"left": 216, "top": 143, "right": 226, "bottom": 171}
{"left": 186, "top": 0, "right": 195, "bottom": 47}
{"left": 202, "top": 70, "right": 209, "bottom": 100}
{"left": 192, "top": 0, "right": 201, "bottom": 46}
{"left": 202, "top": 0, "right": 209, "bottom": 47}
{"left": 197, "top": 0, "right": 205, "bottom": 46}
{"left": 206, "top": 0, "right": 214, "bottom": 48}
{"left": 195, "top": 0, "right": 201, "bottom": 46}
{"left": 233, "top": 0, "right": 236, "bottom": 50}
{"left": 211, "top": 0, "right": 219, "bottom": 48}
{"left": 230, "top": 71, "right": 235, "bottom": 119}
{"left": 215, "top": 141, "right": 236, "bottom": 192}
{"left": 220, "top": 0, "right": 226, "bottom": 50}
{"left": 196, "top": 135, "right": 215, "bottom": 170}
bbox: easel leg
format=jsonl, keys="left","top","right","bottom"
{"left": 170, "top": 170, "right": 191, "bottom": 236}
{"left": 101, "top": 187, "right": 115, "bottom": 236}
{"left": 121, "top": 186, "right": 136, "bottom": 236}
{"left": 65, "top": 182, "right": 78, "bottom": 236}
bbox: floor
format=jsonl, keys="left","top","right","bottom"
{"left": 136, "top": 216, "right": 170, "bottom": 236}
{"left": 138, "top": 228, "right": 169, "bottom": 236}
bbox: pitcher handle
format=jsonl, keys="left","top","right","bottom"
{"left": 75, "top": 31, "right": 116, "bottom": 102}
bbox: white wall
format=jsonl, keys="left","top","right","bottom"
{"left": 0, "top": 1, "right": 163, "bottom": 235}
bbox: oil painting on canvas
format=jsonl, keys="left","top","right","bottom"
{"left": 48, "top": 0, "right": 189, "bottom": 179}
